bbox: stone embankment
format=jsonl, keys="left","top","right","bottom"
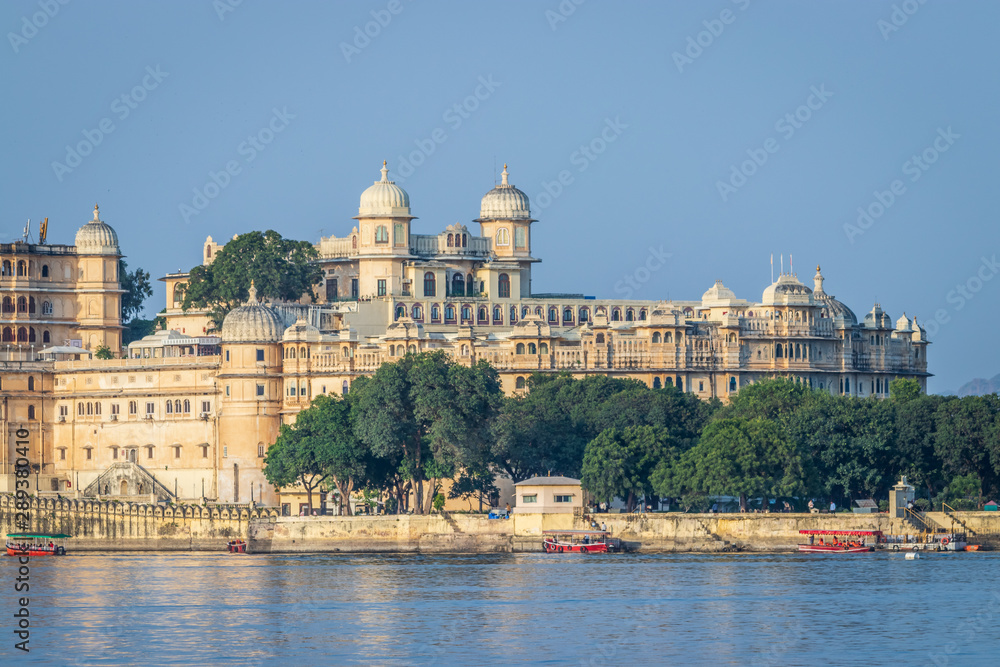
{"left": 4, "top": 494, "right": 1000, "bottom": 553}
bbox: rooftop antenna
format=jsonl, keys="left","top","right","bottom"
{"left": 780, "top": 254, "right": 784, "bottom": 276}
{"left": 790, "top": 253, "right": 794, "bottom": 276}
{"left": 770, "top": 254, "right": 774, "bottom": 283}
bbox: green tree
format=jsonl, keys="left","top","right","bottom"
{"left": 889, "top": 378, "right": 922, "bottom": 403}
{"left": 263, "top": 393, "right": 367, "bottom": 512}
{"left": 94, "top": 345, "right": 114, "bottom": 360}
{"left": 119, "top": 259, "right": 153, "bottom": 323}
{"left": 659, "top": 417, "right": 808, "bottom": 511}
{"left": 934, "top": 395, "right": 1000, "bottom": 497}
{"left": 581, "top": 425, "right": 676, "bottom": 511}
{"left": 353, "top": 352, "right": 503, "bottom": 514}
{"left": 180, "top": 230, "right": 321, "bottom": 330}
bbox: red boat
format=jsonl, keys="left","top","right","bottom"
{"left": 227, "top": 539, "right": 247, "bottom": 553}
{"left": 543, "top": 530, "right": 622, "bottom": 554}
{"left": 5, "top": 533, "right": 70, "bottom": 556}
{"left": 798, "top": 529, "right": 881, "bottom": 553}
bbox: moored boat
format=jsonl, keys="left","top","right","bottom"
{"left": 543, "top": 530, "right": 622, "bottom": 554}
{"left": 5, "top": 533, "right": 71, "bottom": 556}
{"left": 227, "top": 539, "right": 247, "bottom": 553}
{"left": 798, "top": 530, "right": 880, "bottom": 553}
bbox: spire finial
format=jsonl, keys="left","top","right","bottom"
{"left": 501, "top": 163, "right": 509, "bottom": 186}
{"left": 248, "top": 280, "right": 258, "bottom": 303}
{"left": 93, "top": 204, "right": 100, "bottom": 222}
{"left": 380, "top": 161, "right": 389, "bottom": 182}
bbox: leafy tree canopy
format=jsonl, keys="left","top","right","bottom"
{"left": 119, "top": 259, "right": 153, "bottom": 323}
{"left": 180, "top": 230, "right": 321, "bottom": 329}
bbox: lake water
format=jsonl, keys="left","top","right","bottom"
{"left": 3, "top": 551, "right": 998, "bottom": 665}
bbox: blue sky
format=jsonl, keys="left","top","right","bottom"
{"left": 2, "top": 0, "right": 997, "bottom": 393}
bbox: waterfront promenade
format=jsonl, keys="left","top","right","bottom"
{"left": 4, "top": 495, "right": 999, "bottom": 553}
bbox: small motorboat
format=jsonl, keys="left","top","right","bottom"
{"left": 226, "top": 539, "right": 247, "bottom": 554}
{"left": 6, "top": 533, "right": 71, "bottom": 556}
{"left": 542, "top": 530, "right": 622, "bottom": 554}
{"left": 798, "top": 530, "right": 879, "bottom": 553}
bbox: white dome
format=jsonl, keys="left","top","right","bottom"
{"left": 75, "top": 205, "right": 120, "bottom": 255}
{"left": 478, "top": 165, "right": 532, "bottom": 220}
{"left": 358, "top": 162, "right": 411, "bottom": 217}
{"left": 221, "top": 283, "right": 285, "bottom": 343}
{"left": 761, "top": 274, "right": 813, "bottom": 306}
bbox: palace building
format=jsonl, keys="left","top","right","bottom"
{"left": 0, "top": 163, "right": 930, "bottom": 511}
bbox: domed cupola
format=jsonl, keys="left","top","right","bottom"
{"left": 221, "top": 282, "right": 285, "bottom": 344}
{"left": 75, "top": 204, "right": 120, "bottom": 255}
{"left": 357, "top": 161, "right": 412, "bottom": 218}
{"left": 477, "top": 165, "right": 533, "bottom": 221}
{"left": 811, "top": 265, "right": 858, "bottom": 325}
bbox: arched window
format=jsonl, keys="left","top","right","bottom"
{"left": 166, "top": 401, "right": 173, "bottom": 414}
{"left": 652, "top": 332, "right": 661, "bottom": 343}
{"left": 78, "top": 403, "right": 84, "bottom": 416}
{"left": 625, "top": 308, "right": 634, "bottom": 322}
{"left": 516, "top": 343, "right": 525, "bottom": 354}
{"left": 431, "top": 304, "right": 440, "bottom": 322}
{"left": 522, "top": 306, "right": 530, "bottom": 317}
{"left": 579, "top": 308, "right": 589, "bottom": 323}
{"left": 730, "top": 377, "right": 737, "bottom": 392}
{"left": 289, "top": 347, "right": 297, "bottom": 359}
{"left": 653, "top": 377, "right": 662, "bottom": 389}
{"left": 665, "top": 377, "right": 673, "bottom": 386}
{"left": 27, "top": 376, "right": 34, "bottom": 391}
{"left": 445, "top": 305, "right": 456, "bottom": 321}
{"left": 17, "top": 297, "right": 27, "bottom": 313}
{"left": 423, "top": 272, "right": 436, "bottom": 297}
{"left": 611, "top": 308, "right": 621, "bottom": 322}
{"left": 2, "top": 297, "right": 11, "bottom": 313}
{"left": 17, "top": 261, "right": 25, "bottom": 276}
{"left": 375, "top": 225, "right": 389, "bottom": 243}
{"left": 407, "top": 344, "right": 416, "bottom": 354}
{"left": 795, "top": 343, "right": 801, "bottom": 359}
{"left": 352, "top": 235, "right": 357, "bottom": 249}
{"left": 28, "top": 328, "right": 35, "bottom": 343}
{"left": 466, "top": 273, "right": 474, "bottom": 296}
{"left": 639, "top": 309, "right": 647, "bottom": 321}
{"left": 451, "top": 273, "right": 464, "bottom": 297}
{"left": 86, "top": 402, "right": 93, "bottom": 416}
{"left": 16, "top": 327, "right": 27, "bottom": 342}
{"left": 42, "top": 301, "right": 52, "bottom": 315}
{"left": 175, "top": 399, "right": 182, "bottom": 413}
{"left": 460, "top": 344, "right": 469, "bottom": 356}
{"left": 462, "top": 234, "right": 467, "bottom": 247}
{"left": 528, "top": 343, "right": 537, "bottom": 354}
{"left": 412, "top": 304, "right": 422, "bottom": 320}
{"left": 496, "top": 228, "right": 510, "bottom": 247}
{"left": 184, "top": 399, "right": 190, "bottom": 413}
{"left": 665, "top": 332, "right": 673, "bottom": 343}
{"left": 515, "top": 377, "right": 526, "bottom": 389}
{"left": 129, "top": 400, "right": 137, "bottom": 414}
{"left": 461, "top": 306, "right": 472, "bottom": 322}
{"left": 539, "top": 343, "right": 549, "bottom": 354}
{"left": 775, "top": 344, "right": 783, "bottom": 358}
{"left": 41, "top": 265, "right": 49, "bottom": 278}
{"left": 548, "top": 307, "right": 558, "bottom": 323}
{"left": 28, "top": 405, "right": 35, "bottom": 420}
{"left": 447, "top": 233, "right": 454, "bottom": 247}
{"left": 510, "top": 306, "right": 517, "bottom": 324}
{"left": 498, "top": 273, "right": 510, "bottom": 298}
{"left": 28, "top": 297, "right": 35, "bottom": 314}
{"left": 1, "top": 260, "right": 9, "bottom": 275}
{"left": 563, "top": 307, "right": 573, "bottom": 324}
{"left": 478, "top": 307, "right": 488, "bottom": 323}
{"left": 493, "top": 306, "right": 502, "bottom": 322}
{"left": 343, "top": 380, "right": 349, "bottom": 395}
{"left": 42, "top": 331, "right": 50, "bottom": 343}
{"left": 596, "top": 333, "right": 605, "bottom": 344}
{"left": 395, "top": 304, "right": 406, "bottom": 320}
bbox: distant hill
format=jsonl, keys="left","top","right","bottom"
{"left": 949, "top": 373, "right": 1000, "bottom": 397}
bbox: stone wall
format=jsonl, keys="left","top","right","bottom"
{"left": 0, "top": 495, "right": 278, "bottom": 551}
